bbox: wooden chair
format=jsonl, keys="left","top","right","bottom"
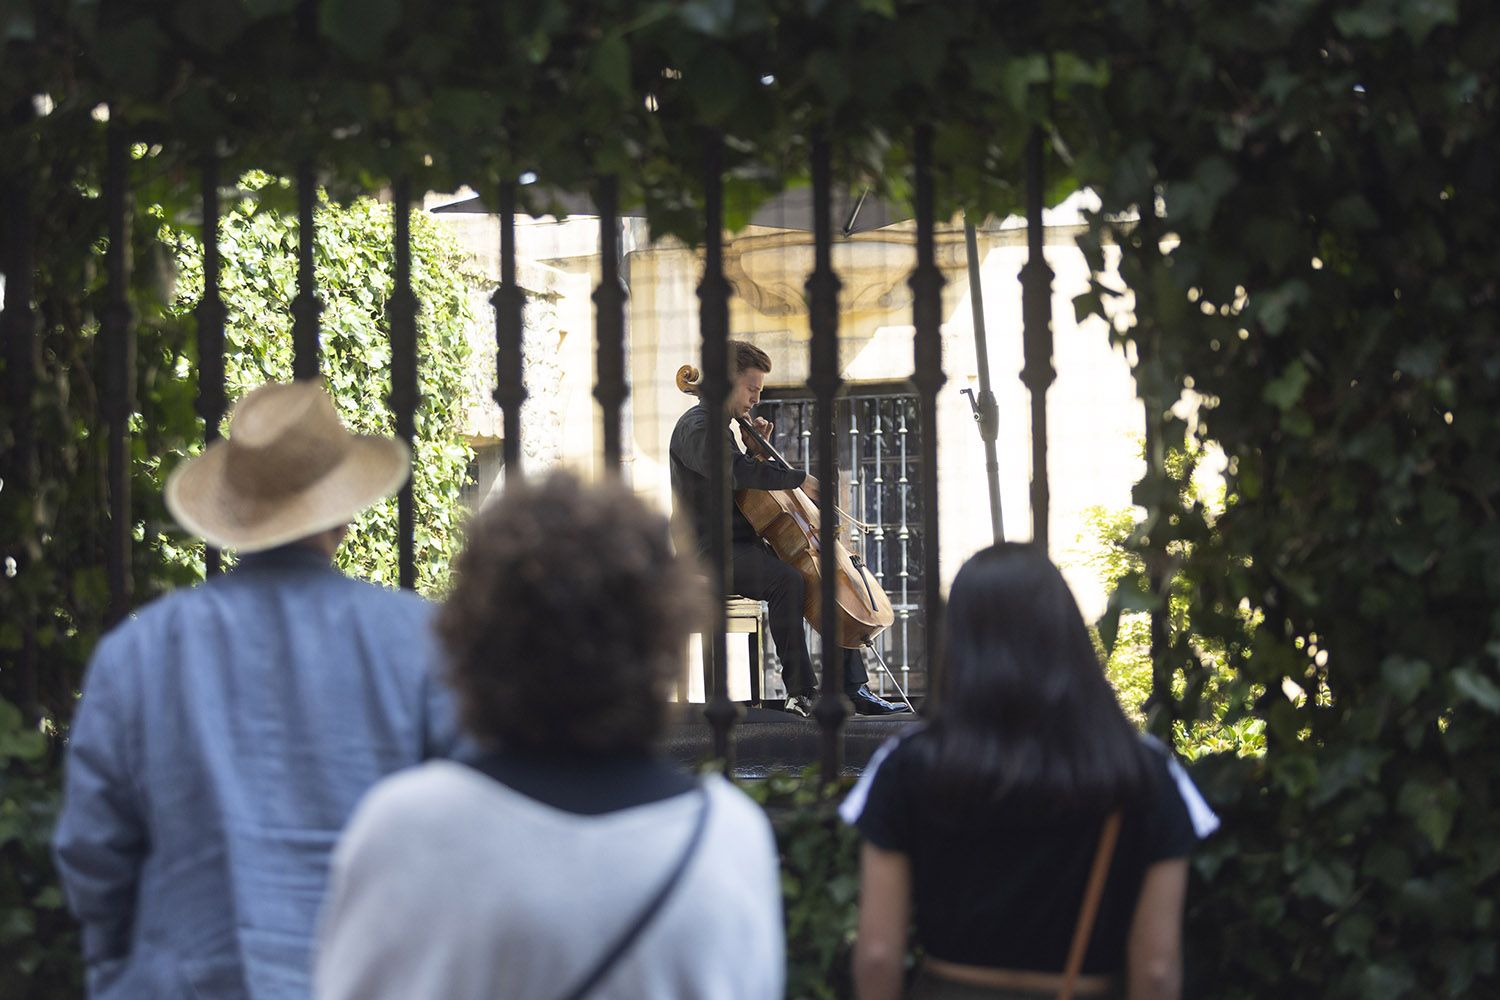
{"left": 680, "top": 596, "right": 768, "bottom": 703}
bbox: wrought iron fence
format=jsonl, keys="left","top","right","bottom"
{"left": 3, "top": 121, "right": 1064, "bottom": 781}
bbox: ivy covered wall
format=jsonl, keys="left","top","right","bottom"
{"left": 3, "top": 0, "right": 1499, "bottom": 996}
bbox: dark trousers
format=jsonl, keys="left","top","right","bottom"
{"left": 729, "top": 541, "right": 869, "bottom": 699}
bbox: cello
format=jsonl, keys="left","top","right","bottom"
{"left": 675, "top": 364, "right": 896, "bottom": 649}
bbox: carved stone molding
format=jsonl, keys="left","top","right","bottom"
{"left": 723, "top": 229, "right": 975, "bottom": 321}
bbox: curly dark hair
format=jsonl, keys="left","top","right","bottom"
{"left": 437, "top": 470, "right": 709, "bottom": 754}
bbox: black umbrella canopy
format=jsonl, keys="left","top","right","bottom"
{"left": 430, "top": 185, "right": 906, "bottom": 236}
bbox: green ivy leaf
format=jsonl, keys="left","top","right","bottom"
{"left": 590, "top": 35, "right": 632, "bottom": 103}
{"left": 1000, "top": 55, "right": 1050, "bottom": 114}
{"left": 1395, "top": 340, "right": 1443, "bottom": 379}
{"left": 1397, "top": 778, "right": 1459, "bottom": 852}
{"left": 1262, "top": 359, "right": 1310, "bottom": 411}
{"left": 1166, "top": 157, "right": 1236, "bottom": 232}
{"left": 1334, "top": 3, "right": 1397, "bottom": 39}
{"left": 1359, "top": 962, "right": 1418, "bottom": 1000}
{"left": 1399, "top": 0, "right": 1459, "bottom": 41}
{"left": 1296, "top": 858, "right": 1355, "bottom": 907}
{"left": 1452, "top": 668, "right": 1500, "bottom": 714}
{"left": 242, "top": 0, "right": 298, "bottom": 16}
{"left": 3, "top": 6, "right": 36, "bottom": 41}
{"left": 1333, "top": 910, "right": 1375, "bottom": 956}
{"left": 1380, "top": 656, "right": 1431, "bottom": 706}
{"left": 678, "top": 0, "right": 735, "bottom": 37}
{"left": 319, "top": 0, "right": 400, "bottom": 60}
{"left": 1250, "top": 280, "right": 1309, "bottom": 336}
{"left": 171, "top": 0, "right": 249, "bottom": 52}
{"left": 1052, "top": 51, "right": 1110, "bottom": 89}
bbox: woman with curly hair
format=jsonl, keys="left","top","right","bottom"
{"left": 845, "top": 543, "right": 1216, "bottom": 1000}
{"left": 315, "top": 471, "right": 784, "bottom": 1000}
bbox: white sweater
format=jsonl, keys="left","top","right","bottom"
{"left": 315, "top": 761, "right": 785, "bottom": 1000}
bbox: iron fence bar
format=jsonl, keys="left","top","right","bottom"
{"left": 872, "top": 405, "right": 886, "bottom": 582}
{"left": 196, "top": 155, "right": 226, "bottom": 576}
{"left": 806, "top": 133, "right": 847, "bottom": 781}
{"left": 864, "top": 401, "right": 882, "bottom": 692}
{"left": 593, "top": 175, "right": 628, "bottom": 472}
{"left": 800, "top": 406, "right": 811, "bottom": 473}
{"left": 492, "top": 181, "right": 527, "bottom": 479}
{"left": 909, "top": 126, "right": 946, "bottom": 703}
{"left": 103, "top": 120, "right": 135, "bottom": 627}
{"left": 898, "top": 409, "right": 911, "bottom": 685}
{"left": 964, "top": 217, "right": 1004, "bottom": 544}
{"left": 291, "top": 159, "right": 321, "bottom": 380}
{"left": 697, "top": 132, "right": 738, "bottom": 765}
{"left": 1020, "top": 128, "right": 1056, "bottom": 552}
{"left": 2, "top": 106, "right": 39, "bottom": 713}
{"left": 388, "top": 177, "right": 420, "bottom": 589}
{"left": 848, "top": 402, "right": 863, "bottom": 554}
{"left": 1144, "top": 409, "right": 1170, "bottom": 710}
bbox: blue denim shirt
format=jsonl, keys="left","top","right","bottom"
{"left": 53, "top": 545, "right": 461, "bottom": 999}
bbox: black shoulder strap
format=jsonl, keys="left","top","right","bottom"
{"left": 557, "top": 783, "right": 713, "bottom": 1000}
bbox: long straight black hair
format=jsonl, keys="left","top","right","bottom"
{"left": 922, "top": 543, "right": 1152, "bottom": 815}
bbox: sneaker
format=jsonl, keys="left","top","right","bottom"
{"left": 849, "top": 685, "right": 912, "bottom": 716}
{"left": 781, "top": 694, "right": 814, "bottom": 718}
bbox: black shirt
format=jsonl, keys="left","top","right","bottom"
{"left": 847, "top": 728, "right": 1199, "bottom": 976}
{"left": 668, "top": 402, "right": 807, "bottom": 552}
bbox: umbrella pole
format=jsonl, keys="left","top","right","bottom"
{"left": 963, "top": 215, "right": 1004, "bottom": 544}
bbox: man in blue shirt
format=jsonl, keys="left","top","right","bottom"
{"left": 53, "top": 380, "right": 461, "bottom": 999}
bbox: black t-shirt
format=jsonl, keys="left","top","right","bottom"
{"left": 846, "top": 728, "right": 1199, "bottom": 976}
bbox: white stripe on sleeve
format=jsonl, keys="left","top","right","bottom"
{"left": 839, "top": 734, "right": 905, "bottom": 826}
{"left": 1165, "top": 753, "right": 1221, "bottom": 838}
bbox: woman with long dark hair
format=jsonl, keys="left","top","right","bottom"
{"left": 845, "top": 543, "right": 1215, "bottom": 1000}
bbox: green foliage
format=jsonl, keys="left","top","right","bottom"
{"left": 0, "top": 703, "right": 76, "bottom": 998}
{"left": 2, "top": 0, "right": 1131, "bottom": 240}
{"left": 1079, "top": 495, "right": 1265, "bottom": 759}
{"left": 168, "top": 174, "right": 476, "bottom": 594}
{"left": 1, "top": 105, "right": 202, "bottom": 995}
{"left": 742, "top": 767, "right": 862, "bottom": 1000}
{"left": 1069, "top": 2, "right": 1500, "bottom": 994}
{"left": 6, "top": 0, "right": 1500, "bottom": 995}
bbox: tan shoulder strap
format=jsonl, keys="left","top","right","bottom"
{"left": 1058, "top": 810, "right": 1123, "bottom": 1000}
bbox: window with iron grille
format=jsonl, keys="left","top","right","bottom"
{"left": 758, "top": 385, "right": 928, "bottom": 698}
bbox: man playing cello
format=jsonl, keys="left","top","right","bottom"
{"left": 669, "top": 340, "right": 909, "bottom": 717}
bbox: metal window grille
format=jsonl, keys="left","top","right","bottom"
{"left": 758, "top": 387, "right": 928, "bottom": 698}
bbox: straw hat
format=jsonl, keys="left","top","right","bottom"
{"left": 165, "top": 380, "right": 411, "bottom": 553}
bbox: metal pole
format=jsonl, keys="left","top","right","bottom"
{"left": 909, "top": 126, "right": 947, "bottom": 705}
{"left": 1020, "top": 130, "right": 1056, "bottom": 552}
{"left": 698, "top": 132, "right": 740, "bottom": 766}
{"left": 291, "top": 159, "right": 322, "bottom": 380}
{"left": 388, "top": 178, "right": 420, "bottom": 589}
{"left": 963, "top": 216, "right": 1004, "bottom": 545}
{"left": 593, "top": 175, "right": 628, "bottom": 472}
{"left": 103, "top": 119, "right": 135, "bottom": 626}
{"left": 493, "top": 182, "right": 527, "bottom": 480}
{"left": 196, "top": 155, "right": 227, "bottom": 576}
{"left": 2, "top": 100, "right": 39, "bottom": 713}
{"left": 807, "top": 132, "right": 849, "bottom": 781}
